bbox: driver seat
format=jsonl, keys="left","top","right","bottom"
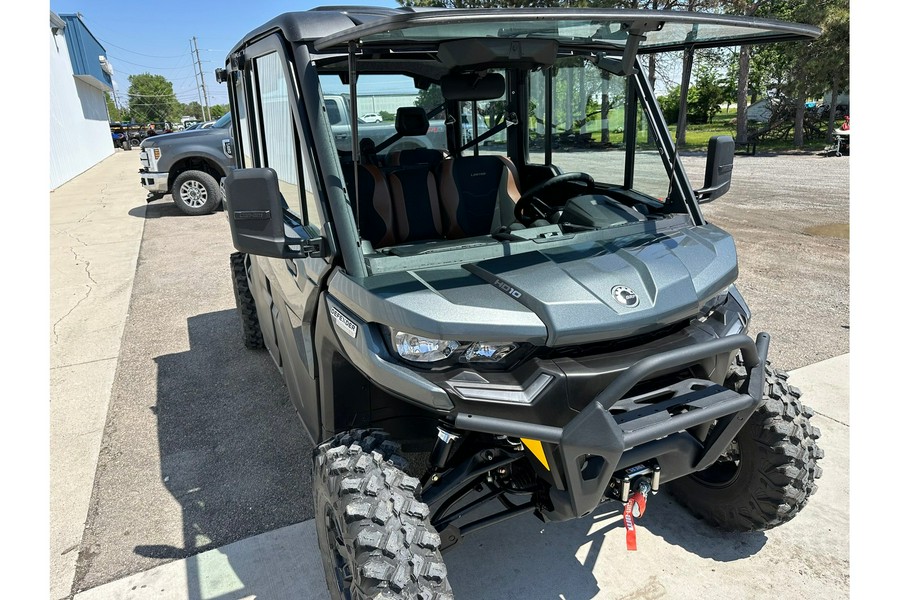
{"left": 437, "top": 155, "right": 522, "bottom": 239}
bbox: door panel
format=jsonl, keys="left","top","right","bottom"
{"left": 240, "top": 35, "right": 333, "bottom": 441}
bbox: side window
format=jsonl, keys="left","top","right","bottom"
{"left": 324, "top": 98, "right": 342, "bottom": 126}
{"left": 256, "top": 52, "right": 321, "bottom": 227}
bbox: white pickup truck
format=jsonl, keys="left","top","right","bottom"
{"left": 323, "top": 95, "right": 447, "bottom": 154}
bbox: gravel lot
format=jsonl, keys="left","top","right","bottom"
{"left": 682, "top": 151, "right": 849, "bottom": 370}
{"left": 74, "top": 151, "right": 848, "bottom": 591}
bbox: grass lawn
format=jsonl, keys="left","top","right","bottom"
{"left": 666, "top": 107, "right": 838, "bottom": 153}
{"left": 573, "top": 106, "right": 840, "bottom": 153}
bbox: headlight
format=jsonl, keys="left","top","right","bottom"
{"left": 391, "top": 329, "right": 521, "bottom": 366}
{"left": 393, "top": 331, "right": 459, "bottom": 363}
{"left": 462, "top": 342, "right": 518, "bottom": 363}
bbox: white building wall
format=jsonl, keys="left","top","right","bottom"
{"left": 356, "top": 94, "right": 420, "bottom": 117}
{"left": 49, "top": 25, "right": 114, "bottom": 190}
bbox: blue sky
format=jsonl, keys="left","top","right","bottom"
{"left": 49, "top": 0, "right": 401, "bottom": 107}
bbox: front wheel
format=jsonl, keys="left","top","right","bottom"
{"left": 172, "top": 170, "right": 222, "bottom": 216}
{"left": 668, "top": 361, "right": 824, "bottom": 531}
{"left": 229, "top": 252, "right": 264, "bottom": 349}
{"left": 314, "top": 429, "right": 453, "bottom": 600}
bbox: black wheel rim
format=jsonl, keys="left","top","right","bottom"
{"left": 691, "top": 439, "right": 742, "bottom": 487}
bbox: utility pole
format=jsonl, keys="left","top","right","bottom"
{"left": 190, "top": 37, "right": 210, "bottom": 121}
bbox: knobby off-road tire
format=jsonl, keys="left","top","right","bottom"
{"left": 229, "top": 252, "right": 264, "bottom": 349}
{"left": 314, "top": 429, "right": 453, "bottom": 600}
{"left": 172, "top": 169, "right": 222, "bottom": 216}
{"left": 668, "top": 360, "right": 824, "bottom": 531}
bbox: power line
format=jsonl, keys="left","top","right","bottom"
{"left": 95, "top": 37, "right": 185, "bottom": 59}
{"left": 106, "top": 54, "right": 192, "bottom": 70}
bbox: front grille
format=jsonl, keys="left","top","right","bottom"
{"left": 539, "top": 320, "right": 691, "bottom": 359}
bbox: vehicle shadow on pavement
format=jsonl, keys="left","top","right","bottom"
{"left": 128, "top": 201, "right": 217, "bottom": 219}
{"left": 134, "top": 309, "right": 316, "bottom": 598}
{"left": 444, "top": 490, "right": 766, "bottom": 599}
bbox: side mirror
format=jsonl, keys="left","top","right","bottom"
{"left": 224, "top": 168, "right": 323, "bottom": 259}
{"left": 695, "top": 135, "right": 735, "bottom": 203}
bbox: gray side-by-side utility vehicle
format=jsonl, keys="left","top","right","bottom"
{"left": 219, "top": 7, "right": 824, "bottom": 599}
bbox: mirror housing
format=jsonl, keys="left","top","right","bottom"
{"left": 695, "top": 135, "right": 735, "bottom": 203}
{"left": 224, "top": 168, "right": 321, "bottom": 259}
{"left": 440, "top": 72, "right": 506, "bottom": 101}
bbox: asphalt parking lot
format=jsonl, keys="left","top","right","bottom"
{"left": 52, "top": 148, "right": 849, "bottom": 599}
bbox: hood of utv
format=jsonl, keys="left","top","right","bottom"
{"left": 333, "top": 224, "right": 738, "bottom": 347}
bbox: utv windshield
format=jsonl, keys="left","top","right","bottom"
{"left": 315, "top": 10, "right": 820, "bottom": 52}
{"left": 528, "top": 58, "right": 672, "bottom": 204}
{"left": 307, "top": 10, "right": 818, "bottom": 276}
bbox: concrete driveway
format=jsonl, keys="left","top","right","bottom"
{"left": 50, "top": 149, "right": 850, "bottom": 600}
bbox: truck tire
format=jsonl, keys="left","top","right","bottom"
{"left": 314, "top": 429, "right": 453, "bottom": 600}
{"left": 668, "top": 360, "right": 824, "bottom": 531}
{"left": 172, "top": 170, "right": 222, "bottom": 216}
{"left": 229, "top": 252, "right": 264, "bottom": 349}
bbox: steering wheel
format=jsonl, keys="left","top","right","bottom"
{"left": 515, "top": 172, "right": 595, "bottom": 225}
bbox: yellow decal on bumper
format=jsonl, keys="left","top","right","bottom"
{"left": 521, "top": 438, "right": 549, "bottom": 470}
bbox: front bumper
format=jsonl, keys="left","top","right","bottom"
{"left": 139, "top": 149, "right": 168, "bottom": 194}
{"left": 139, "top": 169, "right": 169, "bottom": 194}
{"left": 452, "top": 332, "right": 770, "bottom": 520}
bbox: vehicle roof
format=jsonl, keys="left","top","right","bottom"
{"left": 228, "top": 6, "right": 819, "bottom": 56}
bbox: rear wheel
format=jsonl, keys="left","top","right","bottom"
{"left": 668, "top": 361, "right": 824, "bottom": 531}
{"left": 314, "top": 429, "right": 453, "bottom": 600}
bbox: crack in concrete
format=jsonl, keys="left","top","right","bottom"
{"left": 75, "top": 183, "right": 110, "bottom": 225}
{"left": 813, "top": 412, "right": 849, "bottom": 428}
{"left": 52, "top": 249, "right": 97, "bottom": 345}
{"left": 72, "top": 247, "right": 99, "bottom": 287}
{"left": 61, "top": 229, "right": 88, "bottom": 247}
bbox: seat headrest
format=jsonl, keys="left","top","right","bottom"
{"left": 389, "top": 148, "right": 446, "bottom": 167}
{"left": 395, "top": 107, "right": 429, "bottom": 137}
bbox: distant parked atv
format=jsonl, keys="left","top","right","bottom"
{"left": 221, "top": 7, "right": 823, "bottom": 599}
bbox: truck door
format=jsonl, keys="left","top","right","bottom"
{"left": 234, "top": 35, "right": 331, "bottom": 441}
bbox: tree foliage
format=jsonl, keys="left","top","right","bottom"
{"left": 658, "top": 65, "right": 725, "bottom": 125}
{"left": 126, "top": 73, "right": 178, "bottom": 123}
{"left": 104, "top": 93, "right": 124, "bottom": 122}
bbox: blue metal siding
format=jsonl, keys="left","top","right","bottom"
{"left": 59, "top": 14, "right": 112, "bottom": 90}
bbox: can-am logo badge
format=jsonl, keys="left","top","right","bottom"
{"left": 612, "top": 285, "right": 639, "bottom": 307}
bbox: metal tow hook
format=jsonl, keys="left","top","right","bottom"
{"left": 622, "top": 477, "right": 651, "bottom": 551}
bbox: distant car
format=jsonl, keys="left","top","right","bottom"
{"left": 361, "top": 112, "right": 383, "bottom": 123}
{"left": 183, "top": 122, "right": 202, "bottom": 131}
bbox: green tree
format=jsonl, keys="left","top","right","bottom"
{"left": 415, "top": 84, "right": 445, "bottom": 112}
{"left": 692, "top": 64, "right": 726, "bottom": 123}
{"left": 179, "top": 101, "right": 204, "bottom": 120}
{"left": 209, "top": 104, "right": 229, "bottom": 119}
{"left": 127, "top": 73, "right": 178, "bottom": 123}
{"left": 105, "top": 92, "right": 123, "bottom": 122}
{"left": 805, "top": 0, "right": 849, "bottom": 137}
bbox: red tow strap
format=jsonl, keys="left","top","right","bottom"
{"left": 622, "top": 491, "right": 647, "bottom": 551}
